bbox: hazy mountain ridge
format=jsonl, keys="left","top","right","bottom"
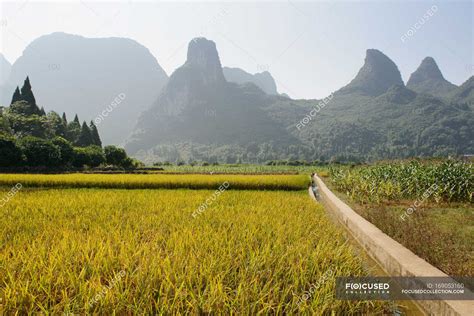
{"left": 3, "top": 34, "right": 471, "bottom": 163}
{"left": 128, "top": 40, "right": 473, "bottom": 162}
{"left": 338, "top": 49, "right": 404, "bottom": 97}
{"left": 0, "top": 53, "right": 11, "bottom": 86}
{"left": 1, "top": 32, "right": 169, "bottom": 145}
{"left": 450, "top": 76, "right": 474, "bottom": 107}
{"left": 126, "top": 38, "right": 298, "bottom": 157}
{"left": 223, "top": 67, "right": 278, "bottom": 95}
{"left": 406, "top": 57, "right": 457, "bottom": 97}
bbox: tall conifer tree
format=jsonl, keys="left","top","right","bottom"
{"left": 89, "top": 121, "right": 102, "bottom": 147}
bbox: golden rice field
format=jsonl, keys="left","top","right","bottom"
{"left": 0, "top": 184, "right": 388, "bottom": 314}
{"left": 0, "top": 173, "right": 309, "bottom": 191}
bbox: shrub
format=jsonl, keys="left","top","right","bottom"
{"left": 19, "top": 136, "right": 60, "bottom": 167}
{"left": 104, "top": 145, "right": 129, "bottom": 167}
{"left": 73, "top": 146, "right": 105, "bottom": 168}
{"left": 0, "top": 134, "right": 23, "bottom": 167}
{"left": 52, "top": 137, "right": 74, "bottom": 166}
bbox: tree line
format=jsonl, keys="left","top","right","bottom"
{"left": 0, "top": 77, "right": 136, "bottom": 169}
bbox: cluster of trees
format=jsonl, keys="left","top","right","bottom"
{"left": 0, "top": 77, "right": 136, "bottom": 169}
{"left": 7, "top": 77, "right": 101, "bottom": 147}
{"left": 139, "top": 141, "right": 367, "bottom": 165}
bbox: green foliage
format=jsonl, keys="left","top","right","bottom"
{"left": 9, "top": 100, "right": 42, "bottom": 117}
{"left": 0, "top": 109, "right": 12, "bottom": 134}
{"left": 52, "top": 137, "right": 74, "bottom": 166}
{"left": 19, "top": 136, "right": 60, "bottom": 167}
{"left": 46, "top": 111, "right": 67, "bottom": 138}
{"left": 72, "top": 146, "right": 105, "bottom": 168}
{"left": 330, "top": 159, "right": 473, "bottom": 203}
{"left": 104, "top": 145, "right": 131, "bottom": 167}
{"left": 11, "top": 86, "right": 21, "bottom": 104}
{"left": 6, "top": 109, "right": 48, "bottom": 138}
{"left": 20, "top": 76, "right": 37, "bottom": 107}
{"left": 0, "top": 76, "right": 110, "bottom": 169}
{"left": 67, "top": 116, "right": 81, "bottom": 144}
{"left": 89, "top": 121, "right": 102, "bottom": 147}
{"left": 0, "top": 133, "right": 23, "bottom": 167}
{"left": 76, "top": 121, "right": 94, "bottom": 147}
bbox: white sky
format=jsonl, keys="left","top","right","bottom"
{"left": 1, "top": 0, "right": 472, "bottom": 99}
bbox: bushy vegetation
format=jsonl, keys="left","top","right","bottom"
{"left": 0, "top": 174, "right": 310, "bottom": 191}
{"left": 148, "top": 163, "right": 325, "bottom": 175}
{"left": 0, "top": 77, "right": 134, "bottom": 169}
{"left": 330, "top": 160, "right": 473, "bottom": 203}
{"left": 0, "top": 188, "right": 387, "bottom": 314}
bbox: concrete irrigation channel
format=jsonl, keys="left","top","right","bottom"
{"left": 308, "top": 174, "right": 473, "bottom": 316}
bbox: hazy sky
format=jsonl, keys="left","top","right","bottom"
{"left": 1, "top": 0, "right": 472, "bottom": 99}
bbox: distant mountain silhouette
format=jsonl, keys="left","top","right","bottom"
{"left": 1, "top": 32, "right": 168, "bottom": 144}
{"left": 223, "top": 67, "right": 278, "bottom": 95}
{"left": 339, "top": 49, "right": 404, "bottom": 96}
{"left": 407, "top": 57, "right": 457, "bottom": 97}
{"left": 126, "top": 38, "right": 297, "bottom": 156}
{"left": 450, "top": 76, "right": 474, "bottom": 107}
{"left": 3, "top": 33, "right": 471, "bottom": 162}
{"left": 127, "top": 40, "right": 472, "bottom": 162}
{"left": 0, "top": 53, "right": 11, "bottom": 85}
{"left": 268, "top": 50, "right": 473, "bottom": 160}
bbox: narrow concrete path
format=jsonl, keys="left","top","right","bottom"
{"left": 308, "top": 175, "right": 473, "bottom": 316}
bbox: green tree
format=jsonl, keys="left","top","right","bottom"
{"left": 19, "top": 136, "right": 60, "bottom": 167}
{"left": 0, "top": 109, "right": 12, "bottom": 135}
{"left": 67, "top": 114, "right": 81, "bottom": 143}
{"left": 76, "top": 121, "right": 93, "bottom": 147}
{"left": 0, "top": 134, "right": 23, "bottom": 167}
{"left": 52, "top": 137, "right": 74, "bottom": 166}
{"left": 20, "top": 76, "right": 37, "bottom": 107}
{"left": 104, "top": 145, "right": 130, "bottom": 167}
{"left": 9, "top": 100, "right": 41, "bottom": 116}
{"left": 6, "top": 108, "right": 48, "bottom": 138}
{"left": 72, "top": 145, "right": 105, "bottom": 168}
{"left": 11, "top": 86, "right": 21, "bottom": 105}
{"left": 62, "top": 112, "right": 68, "bottom": 126}
{"left": 46, "top": 111, "right": 67, "bottom": 138}
{"left": 89, "top": 121, "right": 102, "bottom": 147}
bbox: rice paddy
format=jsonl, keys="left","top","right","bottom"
{"left": 0, "top": 173, "right": 310, "bottom": 191}
{"left": 0, "top": 173, "right": 388, "bottom": 314}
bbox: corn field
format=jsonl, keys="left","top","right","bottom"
{"left": 329, "top": 160, "right": 473, "bottom": 203}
